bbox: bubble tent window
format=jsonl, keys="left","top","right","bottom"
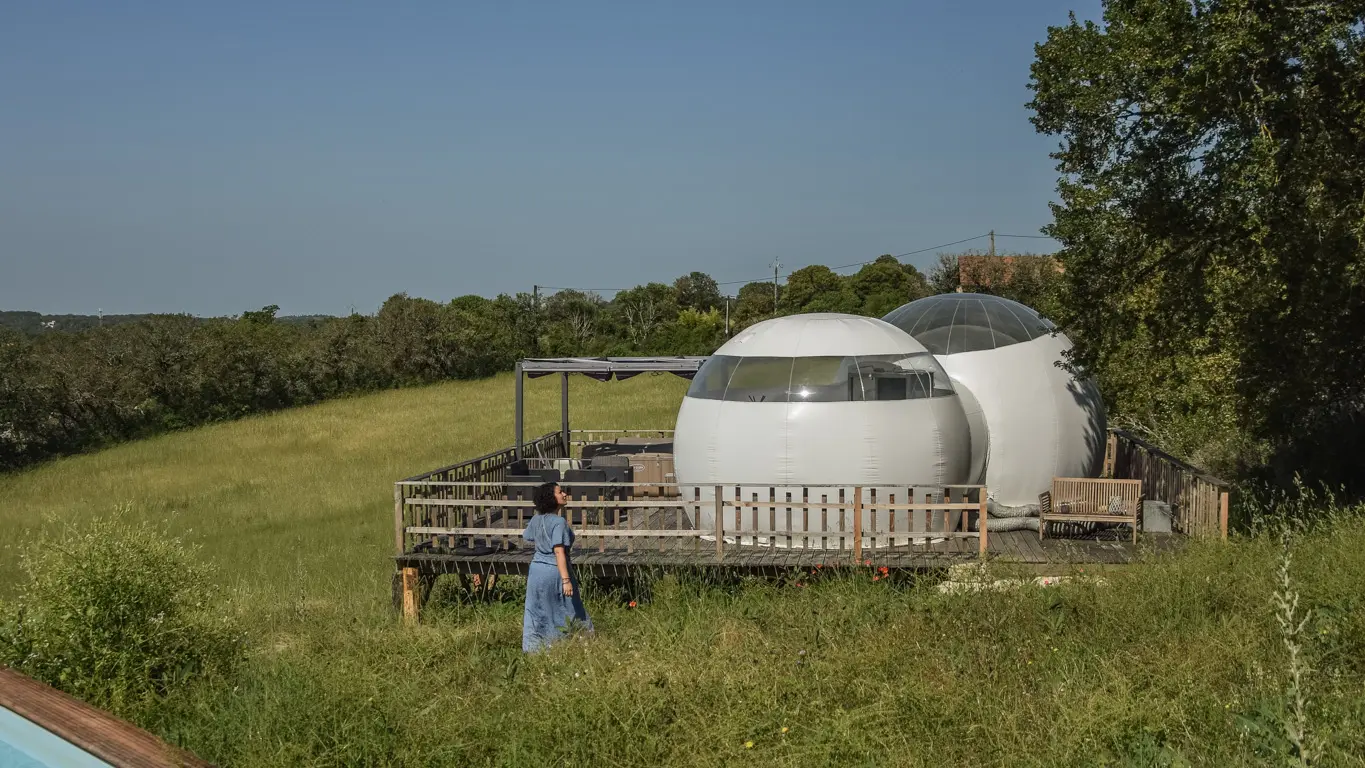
{"left": 881, "top": 293, "right": 1057, "bottom": 355}
{"left": 685, "top": 354, "right": 956, "bottom": 402}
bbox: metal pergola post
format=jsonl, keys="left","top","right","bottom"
{"left": 514, "top": 361, "right": 524, "bottom": 460}
{"left": 561, "top": 372, "right": 570, "bottom": 457}
{"left": 510, "top": 357, "right": 707, "bottom": 462}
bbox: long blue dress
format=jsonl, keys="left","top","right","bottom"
{"left": 522, "top": 513, "right": 593, "bottom": 653}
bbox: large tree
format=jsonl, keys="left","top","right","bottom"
{"left": 778, "top": 265, "right": 859, "bottom": 315}
{"left": 1029, "top": 0, "right": 1365, "bottom": 483}
{"left": 672, "top": 271, "right": 722, "bottom": 312}
{"left": 850, "top": 255, "right": 931, "bottom": 317}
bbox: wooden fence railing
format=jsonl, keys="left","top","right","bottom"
{"left": 395, "top": 480, "right": 989, "bottom": 562}
{"left": 1104, "top": 428, "right": 1231, "bottom": 539}
{"left": 395, "top": 431, "right": 567, "bottom": 553}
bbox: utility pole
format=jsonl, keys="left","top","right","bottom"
{"left": 724, "top": 296, "right": 731, "bottom": 336}
{"left": 531, "top": 285, "right": 541, "bottom": 355}
{"left": 98, "top": 308, "right": 103, "bottom": 327}
{"left": 989, "top": 230, "right": 996, "bottom": 258}
{"left": 769, "top": 259, "right": 781, "bottom": 316}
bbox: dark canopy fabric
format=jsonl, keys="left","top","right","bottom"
{"left": 519, "top": 357, "right": 708, "bottom": 381}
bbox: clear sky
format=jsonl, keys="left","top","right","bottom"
{"left": 1, "top": 1, "right": 1101, "bottom": 317}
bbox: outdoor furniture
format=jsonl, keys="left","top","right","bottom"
{"left": 1039, "top": 477, "right": 1143, "bottom": 543}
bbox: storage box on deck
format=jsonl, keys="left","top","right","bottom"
{"left": 629, "top": 452, "right": 678, "bottom": 497}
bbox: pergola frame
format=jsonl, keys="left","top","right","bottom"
{"left": 513, "top": 356, "right": 708, "bottom": 459}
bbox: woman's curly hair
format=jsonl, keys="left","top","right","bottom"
{"left": 532, "top": 481, "right": 561, "bottom": 514}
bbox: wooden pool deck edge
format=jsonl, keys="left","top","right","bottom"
{"left": 0, "top": 667, "right": 212, "bottom": 768}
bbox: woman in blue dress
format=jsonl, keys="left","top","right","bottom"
{"left": 522, "top": 481, "right": 593, "bottom": 652}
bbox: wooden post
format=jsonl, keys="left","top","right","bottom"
{"left": 1219, "top": 490, "right": 1230, "bottom": 541}
{"left": 1104, "top": 431, "right": 1119, "bottom": 478}
{"left": 852, "top": 486, "right": 863, "bottom": 564}
{"left": 978, "top": 489, "right": 989, "bottom": 558}
{"left": 401, "top": 567, "right": 419, "bottom": 624}
{"left": 394, "top": 483, "right": 405, "bottom": 555}
{"left": 714, "top": 486, "right": 724, "bottom": 561}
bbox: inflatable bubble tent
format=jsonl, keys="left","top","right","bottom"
{"left": 672, "top": 314, "right": 971, "bottom": 539}
{"left": 881, "top": 293, "right": 1107, "bottom": 507}
{"left": 670, "top": 298, "right": 1107, "bottom": 542}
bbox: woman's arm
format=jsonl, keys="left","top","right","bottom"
{"left": 554, "top": 545, "right": 573, "bottom": 597}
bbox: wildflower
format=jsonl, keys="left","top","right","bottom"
{"left": 879, "top": 566, "right": 889, "bottom": 575}
{"left": 744, "top": 741, "right": 754, "bottom": 749}
{"left": 872, "top": 575, "right": 880, "bottom": 582}
{"left": 864, "top": 559, "right": 872, "bottom": 566}
{"left": 781, "top": 727, "right": 789, "bottom": 734}
{"left": 628, "top": 601, "right": 637, "bottom": 608}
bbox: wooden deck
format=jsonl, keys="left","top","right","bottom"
{"left": 395, "top": 529, "right": 1183, "bottom": 578}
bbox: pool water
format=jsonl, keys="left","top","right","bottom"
{"left": 0, "top": 707, "right": 111, "bottom": 767}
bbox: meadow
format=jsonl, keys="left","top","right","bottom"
{"left": 2, "top": 373, "right": 1364, "bottom": 766}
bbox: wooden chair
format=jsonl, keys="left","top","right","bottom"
{"left": 1038, "top": 477, "right": 1143, "bottom": 543}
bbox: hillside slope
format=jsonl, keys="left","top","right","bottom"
{"left": 0, "top": 372, "right": 688, "bottom": 601}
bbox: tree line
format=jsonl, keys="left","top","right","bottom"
{"left": 0, "top": 252, "right": 1056, "bottom": 472}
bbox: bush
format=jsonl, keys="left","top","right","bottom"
{"left": 0, "top": 506, "right": 246, "bottom": 719}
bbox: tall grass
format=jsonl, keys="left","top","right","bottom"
{"left": 2, "top": 375, "right": 1364, "bottom": 766}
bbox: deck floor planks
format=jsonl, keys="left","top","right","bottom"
{"left": 403, "top": 495, "right": 1182, "bottom": 573}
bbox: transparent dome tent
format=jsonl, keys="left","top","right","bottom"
{"left": 881, "top": 294, "right": 1106, "bottom": 509}
{"left": 881, "top": 293, "right": 1057, "bottom": 355}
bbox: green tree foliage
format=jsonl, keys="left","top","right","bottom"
{"left": 1028, "top": 1, "right": 1365, "bottom": 484}
{"left": 927, "top": 254, "right": 961, "bottom": 295}
{"left": 850, "top": 255, "right": 932, "bottom": 317}
{"left": 0, "top": 254, "right": 1063, "bottom": 472}
{"left": 672, "top": 271, "right": 722, "bottom": 312}
{"left": 540, "top": 290, "right": 606, "bottom": 357}
{"left": 608, "top": 283, "right": 680, "bottom": 352}
{"left": 732, "top": 281, "right": 780, "bottom": 328}
{"left": 0, "top": 507, "right": 245, "bottom": 720}
{"left": 778, "top": 265, "right": 859, "bottom": 314}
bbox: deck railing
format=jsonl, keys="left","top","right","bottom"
{"left": 397, "top": 476, "right": 990, "bottom": 562}
{"left": 395, "top": 431, "right": 568, "bottom": 552}
{"left": 1104, "top": 429, "right": 1231, "bottom": 539}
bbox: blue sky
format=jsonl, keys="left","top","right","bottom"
{"left": 0, "top": 1, "right": 1101, "bottom": 317}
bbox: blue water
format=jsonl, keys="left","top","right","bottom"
{"left": 0, "top": 706, "right": 111, "bottom": 768}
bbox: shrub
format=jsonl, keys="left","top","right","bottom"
{"left": 0, "top": 506, "right": 245, "bottom": 718}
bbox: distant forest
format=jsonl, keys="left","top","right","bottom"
{"left": 0, "top": 252, "right": 1057, "bottom": 473}
{"left": 0, "top": 311, "right": 336, "bottom": 336}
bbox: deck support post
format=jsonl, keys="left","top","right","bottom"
{"left": 514, "top": 362, "right": 524, "bottom": 460}
{"left": 401, "top": 567, "right": 420, "bottom": 624}
{"left": 978, "top": 489, "right": 989, "bottom": 558}
{"left": 394, "top": 483, "right": 405, "bottom": 555}
{"left": 852, "top": 487, "right": 863, "bottom": 564}
{"left": 560, "top": 372, "right": 570, "bottom": 457}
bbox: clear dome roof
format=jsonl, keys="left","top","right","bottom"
{"left": 881, "top": 293, "right": 1056, "bottom": 355}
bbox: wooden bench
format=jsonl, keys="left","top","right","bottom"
{"left": 1038, "top": 477, "right": 1143, "bottom": 543}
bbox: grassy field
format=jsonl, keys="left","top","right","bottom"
{"left": 2, "top": 373, "right": 1364, "bottom": 766}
